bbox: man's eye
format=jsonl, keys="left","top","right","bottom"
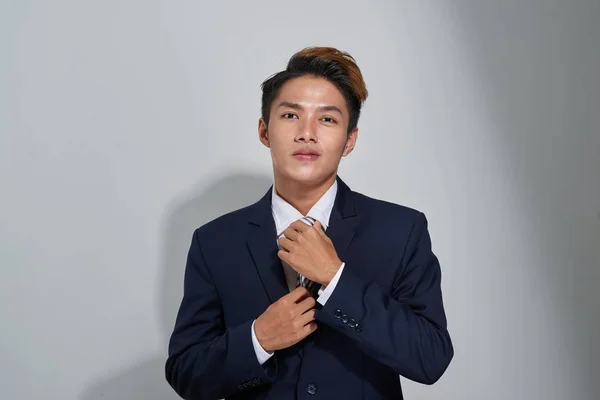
{"left": 322, "top": 117, "right": 336, "bottom": 123}
{"left": 283, "top": 113, "right": 297, "bottom": 119}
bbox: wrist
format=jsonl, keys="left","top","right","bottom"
{"left": 254, "top": 318, "right": 272, "bottom": 352}
{"left": 321, "top": 260, "right": 342, "bottom": 286}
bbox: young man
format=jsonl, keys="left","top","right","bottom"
{"left": 165, "top": 46, "right": 453, "bottom": 399}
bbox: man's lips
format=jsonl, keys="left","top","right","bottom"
{"left": 293, "top": 150, "right": 320, "bottom": 156}
{"left": 293, "top": 150, "right": 320, "bottom": 161}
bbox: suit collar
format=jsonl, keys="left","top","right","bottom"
{"left": 330, "top": 175, "right": 358, "bottom": 220}
{"left": 248, "top": 175, "right": 356, "bottom": 227}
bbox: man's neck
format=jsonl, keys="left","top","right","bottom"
{"left": 274, "top": 174, "right": 337, "bottom": 215}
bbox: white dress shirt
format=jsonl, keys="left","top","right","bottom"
{"left": 251, "top": 180, "right": 346, "bottom": 365}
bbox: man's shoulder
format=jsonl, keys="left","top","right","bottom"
{"left": 349, "top": 191, "right": 433, "bottom": 249}
{"left": 350, "top": 190, "right": 426, "bottom": 226}
{"left": 194, "top": 201, "right": 259, "bottom": 240}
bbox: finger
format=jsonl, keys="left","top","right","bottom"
{"left": 282, "top": 227, "right": 300, "bottom": 241}
{"left": 314, "top": 222, "right": 329, "bottom": 239}
{"left": 310, "top": 220, "right": 325, "bottom": 235}
{"left": 278, "top": 236, "right": 295, "bottom": 251}
{"left": 289, "top": 220, "right": 309, "bottom": 233}
{"left": 315, "top": 228, "right": 327, "bottom": 241}
{"left": 296, "top": 294, "right": 317, "bottom": 312}
{"left": 300, "top": 321, "right": 318, "bottom": 338}
{"left": 285, "top": 285, "right": 311, "bottom": 303}
{"left": 297, "top": 308, "right": 316, "bottom": 326}
{"left": 313, "top": 220, "right": 324, "bottom": 232}
{"left": 277, "top": 249, "right": 289, "bottom": 263}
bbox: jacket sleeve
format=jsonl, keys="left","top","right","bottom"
{"left": 165, "top": 229, "right": 276, "bottom": 400}
{"left": 315, "top": 212, "right": 453, "bottom": 385}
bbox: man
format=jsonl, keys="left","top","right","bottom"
{"left": 165, "top": 46, "right": 453, "bottom": 399}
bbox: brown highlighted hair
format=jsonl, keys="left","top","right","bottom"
{"left": 261, "top": 46, "right": 368, "bottom": 133}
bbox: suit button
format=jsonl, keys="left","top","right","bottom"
{"left": 334, "top": 309, "right": 342, "bottom": 318}
{"left": 348, "top": 318, "right": 356, "bottom": 328}
{"left": 355, "top": 322, "right": 362, "bottom": 332}
{"left": 341, "top": 314, "right": 348, "bottom": 324}
{"left": 306, "top": 383, "right": 317, "bottom": 395}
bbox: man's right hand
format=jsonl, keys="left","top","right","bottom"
{"left": 254, "top": 286, "right": 318, "bottom": 352}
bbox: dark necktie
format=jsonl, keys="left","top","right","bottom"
{"left": 295, "top": 216, "right": 318, "bottom": 293}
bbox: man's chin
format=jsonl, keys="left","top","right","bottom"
{"left": 282, "top": 170, "right": 335, "bottom": 186}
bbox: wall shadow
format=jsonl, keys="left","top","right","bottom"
{"left": 78, "top": 173, "right": 273, "bottom": 400}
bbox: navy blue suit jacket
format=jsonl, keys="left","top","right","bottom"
{"left": 165, "top": 177, "right": 453, "bottom": 399}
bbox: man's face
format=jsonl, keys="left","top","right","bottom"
{"left": 258, "top": 75, "right": 358, "bottom": 186}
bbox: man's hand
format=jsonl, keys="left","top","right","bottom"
{"left": 254, "top": 286, "right": 318, "bottom": 352}
{"left": 278, "top": 220, "right": 342, "bottom": 286}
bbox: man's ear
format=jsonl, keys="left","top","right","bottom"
{"left": 342, "top": 127, "right": 359, "bottom": 156}
{"left": 258, "top": 118, "right": 270, "bottom": 148}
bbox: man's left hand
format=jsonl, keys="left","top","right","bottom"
{"left": 277, "top": 220, "right": 342, "bottom": 286}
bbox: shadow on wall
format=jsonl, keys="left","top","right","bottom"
{"left": 446, "top": 2, "right": 600, "bottom": 398}
{"left": 78, "top": 173, "right": 273, "bottom": 400}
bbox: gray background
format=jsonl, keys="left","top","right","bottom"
{"left": 1, "top": 0, "right": 598, "bottom": 399}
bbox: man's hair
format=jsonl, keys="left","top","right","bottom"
{"left": 260, "top": 46, "right": 368, "bottom": 134}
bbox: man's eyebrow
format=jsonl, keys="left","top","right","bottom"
{"left": 277, "top": 101, "right": 343, "bottom": 115}
{"left": 277, "top": 101, "right": 303, "bottom": 110}
{"left": 318, "top": 105, "right": 343, "bottom": 115}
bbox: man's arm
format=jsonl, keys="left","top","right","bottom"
{"left": 165, "top": 229, "right": 276, "bottom": 400}
{"left": 315, "top": 212, "right": 454, "bottom": 385}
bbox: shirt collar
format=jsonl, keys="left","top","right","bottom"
{"left": 271, "top": 180, "right": 338, "bottom": 236}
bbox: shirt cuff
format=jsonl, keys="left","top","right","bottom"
{"left": 317, "top": 262, "right": 345, "bottom": 305}
{"left": 251, "top": 320, "right": 274, "bottom": 365}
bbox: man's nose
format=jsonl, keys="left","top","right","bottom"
{"left": 296, "top": 119, "right": 318, "bottom": 142}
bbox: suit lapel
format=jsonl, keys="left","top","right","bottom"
{"left": 326, "top": 176, "right": 359, "bottom": 263}
{"left": 246, "top": 188, "right": 289, "bottom": 305}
